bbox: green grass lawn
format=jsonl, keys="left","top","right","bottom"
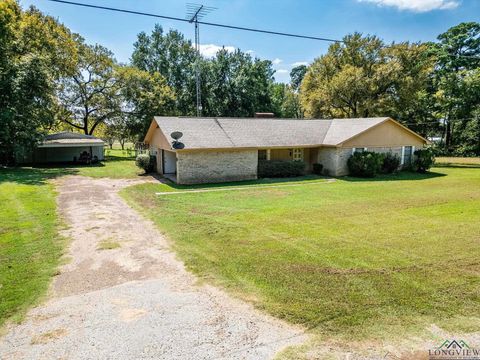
{"left": 70, "top": 150, "right": 141, "bottom": 179}
{"left": 25, "top": 149, "right": 142, "bottom": 179}
{"left": 122, "top": 163, "right": 480, "bottom": 340}
{"left": 0, "top": 168, "right": 67, "bottom": 327}
{"left": 0, "top": 150, "right": 140, "bottom": 327}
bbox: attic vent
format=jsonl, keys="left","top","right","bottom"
{"left": 254, "top": 112, "right": 274, "bottom": 118}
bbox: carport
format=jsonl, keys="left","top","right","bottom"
{"left": 32, "top": 132, "right": 105, "bottom": 164}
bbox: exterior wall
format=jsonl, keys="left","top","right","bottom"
{"left": 316, "top": 147, "right": 351, "bottom": 176}
{"left": 148, "top": 127, "right": 171, "bottom": 155}
{"left": 270, "top": 148, "right": 313, "bottom": 172}
{"left": 317, "top": 145, "right": 420, "bottom": 176}
{"left": 270, "top": 149, "right": 291, "bottom": 160}
{"left": 176, "top": 149, "right": 258, "bottom": 184}
{"left": 368, "top": 146, "right": 402, "bottom": 159}
{"left": 33, "top": 145, "right": 104, "bottom": 163}
{"left": 342, "top": 120, "right": 426, "bottom": 148}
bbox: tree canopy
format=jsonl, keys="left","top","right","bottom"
{"left": 2, "top": 0, "right": 480, "bottom": 163}
{"left": 0, "top": 0, "right": 78, "bottom": 164}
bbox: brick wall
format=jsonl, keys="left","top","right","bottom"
{"left": 176, "top": 149, "right": 258, "bottom": 184}
{"left": 316, "top": 146, "right": 406, "bottom": 176}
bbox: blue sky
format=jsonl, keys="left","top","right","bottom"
{"left": 21, "top": 0, "right": 480, "bottom": 82}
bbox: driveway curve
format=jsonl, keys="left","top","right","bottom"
{"left": 0, "top": 176, "right": 306, "bottom": 360}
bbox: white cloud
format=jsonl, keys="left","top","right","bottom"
{"left": 292, "top": 61, "right": 308, "bottom": 67}
{"left": 358, "top": 0, "right": 459, "bottom": 12}
{"left": 245, "top": 49, "right": 255, "bottom": 55}
{"left": 199, "top": 44, "right": 236, "bottom": 58}
{"left": 276, "top": 69, "right": 289, "bottom": 74}
{"left": 272, "top": 58, "right": 283, "bottom": 65}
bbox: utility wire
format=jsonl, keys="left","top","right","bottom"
{"left": 45, "top": 0, "right": 343, "bottom": 43}
{"left": 44, "top": 0, "right": 480, "bottom": 60}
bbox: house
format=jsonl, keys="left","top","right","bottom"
{"left": 144, "top": 116, "right": 429, "bottom": 184}
{"left": 19, "top": 132, "right": 105, "bottom": 164}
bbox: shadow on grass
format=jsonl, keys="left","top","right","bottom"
{"left": 0, "top": 167, "right": 78, "bottom": 185}
{"left": 341, "top": 171, "right": 446, "bottom": 182}
{"left": 1, "top": 155, "right": 136, "bottom": 185}
{"left": 160, "top": 175, "right": 330, "bottom": 190}
{"left": 434, "top": 163, "right": 480, "bottom": 169}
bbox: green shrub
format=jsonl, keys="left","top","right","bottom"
{"left": 347, "top": 151, "right": 384, "bottom": 178}
{"left": 258, "top": 160, "right": 305, "bottom": 178}
{"left": 381, "top": 152, "right": 401, "bottom": 174}
{"left": 312, "top": 163, "right": 323, "bottom": 175}
{"left": 135, "top": 154, "right": 153, "bottom": 173}
{"left": 413, "top": 148, "right": 435, "bottom": 173}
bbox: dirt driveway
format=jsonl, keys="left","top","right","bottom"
{"left": 0, "top": 176, "right": 306, "bottom": 359}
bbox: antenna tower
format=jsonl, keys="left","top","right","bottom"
{"left": 186, "top": 3, "right": 216, "bottom": 117}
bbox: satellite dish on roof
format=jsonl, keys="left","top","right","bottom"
{"left": 172, "top": 141, "right": 185, "bottom": 149}
{"left": 171, "top": 131, "right": 183, "bottom": 140}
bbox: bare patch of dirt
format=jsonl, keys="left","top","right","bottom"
{"left": 31, "top": 328, "right": 68, "bottom": 345}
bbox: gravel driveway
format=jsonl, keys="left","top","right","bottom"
{"left": 0, "top": 176, "right": 306, "bottom": 360}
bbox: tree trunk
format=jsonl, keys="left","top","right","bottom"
{"left": 120, "top": 139, "right": 125, "bottom": 150}
{"left": 445, "top": 120, "right": 452, "bottom": 152}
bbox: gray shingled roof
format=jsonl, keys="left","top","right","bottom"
{"left": 39, "top": 132, "right": 104, "bottom": 147}
{"left": 152, "top": 116, "right": 393, "bottom": 150}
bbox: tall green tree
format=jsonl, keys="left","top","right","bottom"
{"left": 0, "top": 1, "right": 77, "bottom": 164}
{"left": 131, "top": 25, "right": 196, "bottom": 116}
{"left": 430, "top": 22, "right": 480, "bottom": 152}
{"left": 270, "top": 83, "right": 303, "bottom": 118}
{"left": 290, "top": 65, "right": 307, "bottom": 91}
{"left": 117, "top": 65, "right": 175, "bottom": 138}
{"left": 201, "top": 49, "right": 275, "bottom": 117}
{"left": 300, "top": 33, "right": 434, "bottom": 134}
{"left": 57, "top": 43, "right": 123, "bottom": 135}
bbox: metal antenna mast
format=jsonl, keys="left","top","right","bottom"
{"left": 187, "top": 3, "right": 216, "bottom": 117}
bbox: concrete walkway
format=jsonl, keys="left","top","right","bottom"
{"left": 0, "top": 176, "right": 306, "bottom": 360}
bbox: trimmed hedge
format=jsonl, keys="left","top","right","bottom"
{"left": 413, "top": 148, "right": 435, "bottom": 173}
{"left": 381, "top": 152, "right": 401, "bottom": 174}
{"left": 135, "top": 154, "right": 155, "bottom": 173}
{"left": 258, "top": 160, "right": 305, "bottom": 178}
{"left": 347, "top": 151, "right": 384, "bottom": 178}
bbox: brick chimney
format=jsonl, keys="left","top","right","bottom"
{"left": 254, "top": 112, "right": 275, "bottom": 118}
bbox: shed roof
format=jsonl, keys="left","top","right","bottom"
{"left": 38, "top": 132, "right": 105, "bottom": 148}
{"left": 148, "top": 116, "right": 427, "bottom": 150}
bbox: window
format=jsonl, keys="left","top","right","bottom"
{"left": 292, "top": 148, "right": 304, "bottom": 161}
{"left": 403, "top": 146, "right": 413, "bottom": 165}
{"left": 352, "top": 147, "right": 367, "bottom": 154}
{"left": 258, "top": 150, "right": 267, "bottom": 160}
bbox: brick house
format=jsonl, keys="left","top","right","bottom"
{"left": 143, "top": 116, "right": 429, "bottom": 184}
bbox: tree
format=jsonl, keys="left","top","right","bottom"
{"left": 430, "top": 22, "right": 480, "bottom": 152}
{"left": 131, "top": 25, "right": 196, "bottom": 116}
{"left": 270, "top": 83, "right": 303, "bottom": 118}
{"left": 300, "top": 33, "right": 434, "bottom": 130}
{"left": 117, "top": 66, "right": 175, "bottom": 139}
{"left": 290, "top": 65, "right": 307, "bottom": 91}
{"left": 201, "top": 48, "right": 275, "bottom": 117}
{"left": 57, "top": 43, "right": 123, "bottom": 135}
{"left": 0, "top": 1, "right": 77, "bottom": 165}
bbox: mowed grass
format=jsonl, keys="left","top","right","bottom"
{"left": 25, "top": 149, "right": 142, "bottom": 179}
{"left": 0, "top": 168, "right": 67, "bottom": 326}
{"left": 69, "top": 148, "right": 141, "bottom": 179}
{"left": 122, "top": 163, "right": 480, "bottom": 339}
